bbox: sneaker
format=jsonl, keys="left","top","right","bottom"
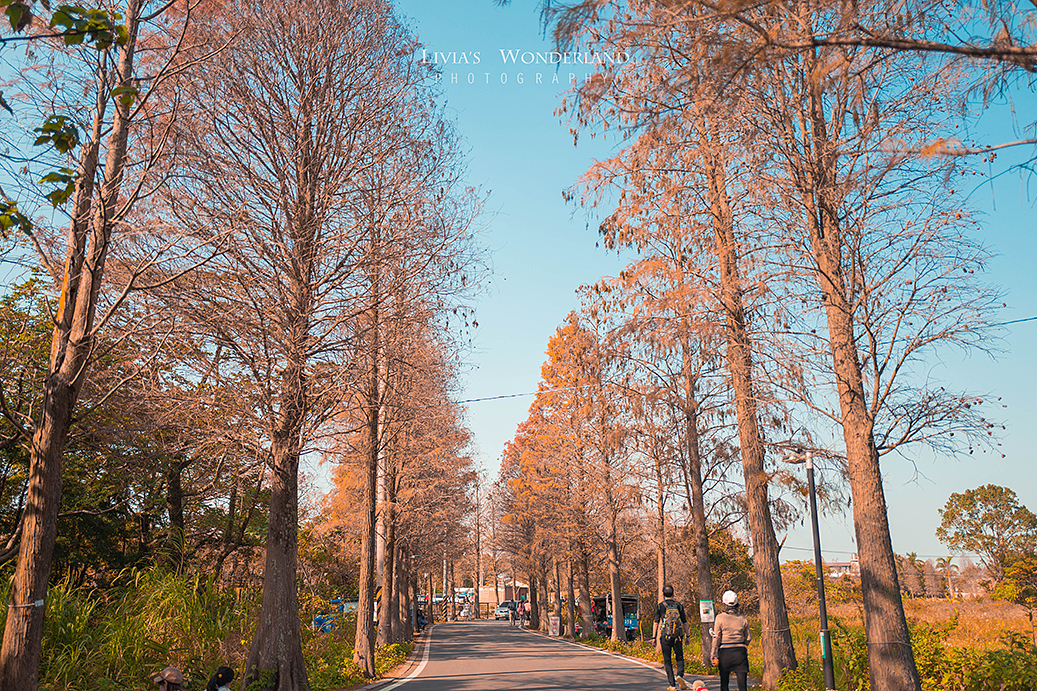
{"left": 677, "top": 677, "right": 687, "bottom": 690}
{"left": 667, "top": 687, "right": 677, "bottom": 691}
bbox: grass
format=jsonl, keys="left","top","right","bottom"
{"left": 0, "top": 568, "right": 414, "bottom": 691}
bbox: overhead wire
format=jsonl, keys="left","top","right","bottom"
{"left": 442, "top": 315, "right": 1036, "bottom": 407}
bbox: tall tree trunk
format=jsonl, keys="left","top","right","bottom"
{"left": 527, "top": 567, "right": 540, "bottom": 630}
{"left": 553, "top": 556, "right": 563, "bottom": 619}
{"left": 0, "top": 5, "right": 140, "bottom": 686}
{"left": 377, "top": 474, "right": 397, "bottom": 646}
{"left": 402, "top": 559, "right": 414, "bottom": 641}
{"left": 607, "top": 514, "right": 624, "bottom": 642}
{"left": 566, "top": 559, "right": 577, "bottom": 637}
{"left": 652, "top": 444, "right": 667, "bottom": 604}
{"left": 448, "top": 561, "right": 456, "bottom": 621}
{"left": 165, "top": 458, "right": 189, "bottom": 571}
{"left": 389, "top": 542, "right": 402, "bottom": 643}
{"left": 397, "top": 550, "right": 409, "bottom": 640}
{"left": 538, "top": 557, "right": 549, "bottom": 633}
{"left": 353, "top": 293, "right": 381, "bottom": 677}
{"left": 679, "top": 350, "right": 715, "bottom": 666}
{"left": 427, "top": 571, "right": 434, "bottom": 624}
{"left": 702, "top": 132, "right": 797, "bottom": 687}
{"left": 244, "top": 434, "right": 308, "bottom": 691}
{"left": 802, "top": 69, "right": 919, "bottom": 687}
{"left": 474, "top": 493, "right": 482, "bottom": 619}
{"left": 579, "top": 551, "right": 594, "bottom": 638}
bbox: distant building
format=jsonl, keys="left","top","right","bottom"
{"left": 478, "top": 574, "right": 528, "bottom": 605}
{"left": 826, "top": 554, "right": 860, "bottom": 579}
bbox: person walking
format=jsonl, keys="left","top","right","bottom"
{"left": 710, "top": 590, "right": 751, "bottom": 691}
{"left": 652, "top": 584, "right": 689, "bottom": 691}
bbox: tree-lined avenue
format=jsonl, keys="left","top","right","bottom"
{"left": 385, "top": 620, "right": 719, "bottom": 691}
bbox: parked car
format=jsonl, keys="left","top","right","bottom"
{"left": 494, "top": 600, "right": 517, "bottom": 620}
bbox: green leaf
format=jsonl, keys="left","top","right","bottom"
{"left": 39, "top": 166, "right": 77, "bottom": 207}
{"left": 0, "top": 199, "right": 33, "bottom": 238}
{"left": 49, "top": 4, "right": 128, "bottom": 50}
{"left": 33, "top": 115, "right": 80, "bottom": 154}
{"left": 5, "top": 2, "right": 30, "bottom": 32}
{"left": 110, "top": 84, "right": 138, "bottom": 108}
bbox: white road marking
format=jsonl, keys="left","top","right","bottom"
{"left": 381, "top": 625, "right": 434, "bottom": 689}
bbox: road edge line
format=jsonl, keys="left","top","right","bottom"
{"left": 377, "top": 624, "right": 435, "bottom": 690}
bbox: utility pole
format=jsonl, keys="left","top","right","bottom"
{"left": 783, "top": 449, "right": 836, "bottom": 691}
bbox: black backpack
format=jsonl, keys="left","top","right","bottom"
{"left": 663, "top": 601, "right": 683, "bottom": 639}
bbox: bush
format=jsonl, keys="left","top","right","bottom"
{"left": 782, "top": 616, "right": 1037, "bottom": 691}
{"left": 0, "top": 568, "right": 414, "bottom": 691}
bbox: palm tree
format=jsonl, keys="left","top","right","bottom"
{"left": 936, "top": 557, "right": 958, "bottom": 598}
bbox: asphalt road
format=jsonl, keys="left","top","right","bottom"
{"left": 380, "top": 619, "right": 724, "bottom": 691}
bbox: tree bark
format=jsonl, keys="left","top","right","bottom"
{"left": 427, "top": 571, "right": 434, "bottom": 624}
{"left": 653, "top": 445, "right": 667, "bottom": 604}
{"left": 553, "top": 555, "right": 563, "bottom": 619}
{"left": 679, "top": 354, "right": 715, "bottom": 666}
{"left": 353, "top": 294, "right": 381, "bottom": 677}
{"left": 566, "top": 559, "right": 577, "bottom": 637}
{"left": 243, "top": 435, "right": 308, "bottom": 691}
{"left": 389, "top": 541, "right": 402, "bottom": 643}
{"left": 377, "top": 472, "right": 397, "bottom": 646}
{"left": 579, "top": 551, "right": 594, "bottom": 638}
{"left": 607, "top": 515, "right": 624, "bottom": 642}
{"left": 802, "top": 75, "right": 920, "bottom": 685}
{"left": 448, "top": 560, "right": 456, "bottom": 621}
{"left": 702, "top": 133, "right": 797, "bottom": 687}
{"left": 0, "top": 4, "right": 140, "bottom": 686}
{"left": 538, "top": 558, "right": 550, "bottom": 633}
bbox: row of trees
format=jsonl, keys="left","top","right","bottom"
{"left": 494, "top": 0, "right": 1030, "bottom": 687}
{"left": 0, "top": 0, "right": 483, "bottom": 689}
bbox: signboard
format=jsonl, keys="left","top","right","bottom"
{"left": 699, "top": 599, "right": 715, "bottom": 623}
{"left": 549, "top": 615, "right": 561, "bottom": 636}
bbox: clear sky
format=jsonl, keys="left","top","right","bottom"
{"left": 394, "top": 0, "right": 1037, "bottom": 566}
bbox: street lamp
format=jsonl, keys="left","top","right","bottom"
{"left": 783, "top": 448, "right": 836, "bottom": 691}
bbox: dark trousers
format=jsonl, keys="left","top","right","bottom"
{"left": 660, "top": 636, "right": 684, "bottom": 686}
{"left": 718, "top": 646, "right": 749, "bottom": 691}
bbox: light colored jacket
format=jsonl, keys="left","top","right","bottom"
{"left": 711, "top": 611, "right": 751, "bottom": 658}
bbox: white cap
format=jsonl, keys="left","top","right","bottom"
{"left": 722, "top": 590, "right": 738, "bottom": 606}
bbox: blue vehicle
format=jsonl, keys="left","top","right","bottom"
{"left": 591, "top": 593, "right": 640, "bottom": 641}
{"left": 312, "top": 598, "right": 359, "bottom": 633}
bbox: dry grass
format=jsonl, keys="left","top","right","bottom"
{"left": 827, "top": 597, "right": 1035, "bottom": 650}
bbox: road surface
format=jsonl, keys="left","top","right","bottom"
{"left": 381, "top": 619, "right": 724, "bottom": 691}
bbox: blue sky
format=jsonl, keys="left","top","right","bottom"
{"left": 394, "top": 0, "right": 1037, "bottom": 565}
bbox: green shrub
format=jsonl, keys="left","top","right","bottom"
{"left": 787, "top": 615, "right": 1037, "bottom": 691}
{"left": 17, "top": 567, "right": 414, "bottom": 691}
{"left": 776, "top": 658, "right": 824, "bottom": 691}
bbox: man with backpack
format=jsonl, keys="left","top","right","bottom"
{"left": 652, "top": 584, "right": 689, "bottom": 691}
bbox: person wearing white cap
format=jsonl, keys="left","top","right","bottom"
{"left": 710, "top": 591, "right": 751, "bottom": 691}
{"left": 153, "top": 666, "right": 184, "bottom": 691}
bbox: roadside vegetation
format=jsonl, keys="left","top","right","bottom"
{"left": 0, "top": 567, "right": 411, "bottom": 691}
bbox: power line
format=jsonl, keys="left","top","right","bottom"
{"left": 424, "top": 385, "right": 585, "bottom": 408}
{"left": 782, "top": 545, "right": 982, "bottom": 560}
{"left": 443, "top": 316, "right": 1035, "bottom": 409}
{"left": 995, "top": 315, "right": 1037, "bottom": 326}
